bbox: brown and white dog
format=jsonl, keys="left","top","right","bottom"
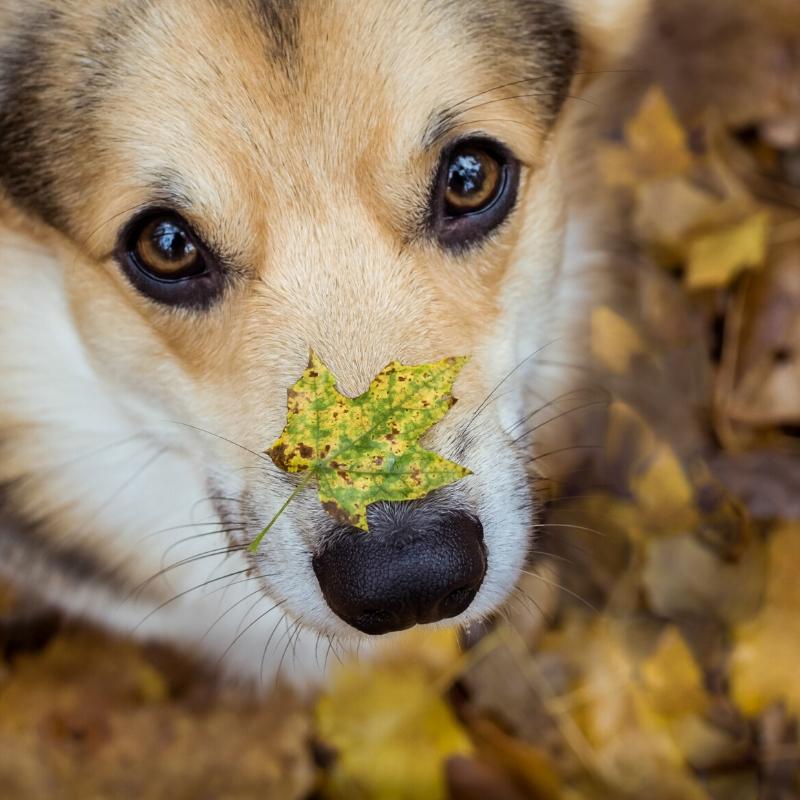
{"left": 0, "top": 0, "right": 645, "bottom": 683}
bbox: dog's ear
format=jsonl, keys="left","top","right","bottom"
{"left": 565, "top": 0, "right": 650, "bottom": 70}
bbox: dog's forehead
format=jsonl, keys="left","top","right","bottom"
{"left": 114, "top": 0, "right": 577, "bottom": 204}
{"left": 0, "top": 0, "right": 579, "bottom": 238}
{"left": 122, "top": 0, "right": 578, "bottom": 121}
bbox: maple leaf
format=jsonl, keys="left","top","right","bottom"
{"left": 250, "top": 353, "right": 471, "bottom": 550}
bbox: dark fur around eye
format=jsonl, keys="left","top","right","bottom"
{"left": 428, "top": 137, "right": 520, "bottom": 252}
{"left": 115, "top": 209, "right": 226, "bottom": 310}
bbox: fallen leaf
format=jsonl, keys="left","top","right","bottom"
{"left": 686, "top": 212, "right": 770, "bottom": 290}
{"left": 625, "top": 89, "right": 694, "bottom": 178}
{"left": 730, "top": 523, "right": 800, "bottom": 717}
{"left": 591, "top": 307, "right": 647, "bottom": 375}
{"left": 630, "top": 444, "right": 697, "bottom": 531}
{"left": 643, "top": 533, "right": 766, "bottom": 625}
{"left": 257, "top": 352, "right": 471, "bottom": 542}
{"left": 599, "top": 87, "right": 693, "bottom": 188}
{"left": 725, "top": 239, "right": 800, "bottom": 429}
{"left": 316, "top": 658, "right": 473, "bottom": 800}
{"left": 640, "top": 627, "right": 709, "bottom": 718}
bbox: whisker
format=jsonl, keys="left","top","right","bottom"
{"left": 138, "top": 519, "right": 245, "bottom": 543}
{"left": 463, "top": 339, "right": 561, "bottom": 437}
{"left": 527, "top": 548, "right": 577, "bottom": 566}
{"left": 519, "top": 569, "right": 598, "bottom": 612}
{"left": 277, "top": 620, "right": 303, "bottom": 679}
{"left": 528, "top": 444, "right": 603, "bottom": 462}
{"left": 260, "top": 608, "right": 293, "bottom": 684}
{"left": 128, "top": 539, "right": 248, "bottom": 598}
{"left": 169, "top": 421, "right": 270, "bottom": 464}
{"left": 133, "top": 569, "right": 252, "bottom": 630}
{"left": 202, "top": 587, "right": 264, "bottom": 641}
{"left": 236, "top": 590, "right": 272, "bottom": 635}
{"left": 507, "top": 388, "right": 611, "bottom": 434}
{"left": 510, "top": 586, "right": 545, "bottom": 621}
{"left": 159, "top": 529, "right": 246, "bottom": 566}
{"left": 512, "top": 401, "right": 610, "bottom": 446}
{"left": 218, "top": 598, "right": 286, "bottom": 664}
{"left": 532, "top": 522, "right": 607, "bottom": 538}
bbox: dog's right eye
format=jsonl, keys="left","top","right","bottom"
{"left": 117, "top": 211, "right": 225, "bottom": 309}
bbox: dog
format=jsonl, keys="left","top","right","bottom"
{"left": 0, "top": 0, "right": 646, "bottom": 684}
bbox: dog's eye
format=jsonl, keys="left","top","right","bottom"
{"left": 117, "top": 211, "right": 225, "bottom": 309}
{"left": 136, "top": 218, "right": 201, "bottom": 278}
{"left": 430, "top": 138, "right": 520, "bottom": 250}
{"left": 444, "top": 148, "right": 502, "bottom": 213}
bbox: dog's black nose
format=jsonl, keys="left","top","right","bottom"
{"left": 313, "top": 510, "right": 486, "bottom": 635}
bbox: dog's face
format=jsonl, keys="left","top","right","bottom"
{"left": 0, "top": 0, "right": 644, "bottom": 673}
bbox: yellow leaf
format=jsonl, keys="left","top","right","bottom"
{"left": 599, "top": 87, "right": 693, "bottom": 187}
{"left": 316, "top": 660, "right": 473, "bottom": 800}
{"left": 640, "top": 627, "right": 708, "bottom": 718}
{"left": 626, "top": 88, "right": 693, "bottom": 177}
{"left": 730, "top": 523, "right": 800, "bottom": 717}
{"left": 591, "top": 306, "right": 647, "bottom": 375}
{"left": 631, "top": 445, "right": 696, "bottom": 530}
{"left": 686, "top": 212, "right": 770, "bottom": 290}
{"left": 567, "top": 619, "right": 711, "bottom": 800}
{"left": 316, "top": 630, "right": 468, "bottom": 800}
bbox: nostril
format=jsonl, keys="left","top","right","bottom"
{"left": 424, "top": 582, "right": 481, "bottom": 625}
{"left": 313, "top": 509, "right": 486, "bottom": 635}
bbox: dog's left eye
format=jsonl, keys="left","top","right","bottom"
{"left": 117, "top": 211, "right": 225, "bottom": 309}
{"left": 429, "top": 138, "right": 520, "bottom": 250}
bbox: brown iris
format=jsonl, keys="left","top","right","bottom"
{"left": 444, "top": 147, "right": 503, "bottom": 214}
{"left": 135, "top": 217, "right": 201, "bottom": 278}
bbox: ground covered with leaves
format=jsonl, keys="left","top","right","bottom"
{"left": 1, "top": 1, "right": 799, "bottom": 798}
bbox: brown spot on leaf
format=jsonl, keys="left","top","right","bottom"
{"left": 298, "top": 443, "right": 314, "bottom": 459}
{"left": 321, "top": 500, "right": 357, "bottom": 527}
{"left": 268, "top": 443, "right": 289, "bottom": 469}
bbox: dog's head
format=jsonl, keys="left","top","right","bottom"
{"left": 0, "top": 0, "right": 645, "bottom": 666}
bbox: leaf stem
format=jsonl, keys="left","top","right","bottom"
{"left": 249, "top": 469, "right": 317, "bottom": 553}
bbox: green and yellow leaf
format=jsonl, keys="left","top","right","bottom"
{"left": 264, "top": 352, "right": 471, "bottom": 535}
